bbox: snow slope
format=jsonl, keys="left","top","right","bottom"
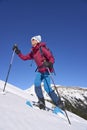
{"left": 0, "top": 80, "right": 87, "bottom": 130}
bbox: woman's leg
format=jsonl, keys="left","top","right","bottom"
{"left": 43, "top": 72, "right": 60, "bottom": 106}
{"left": 34, "top": 72, "right": 43, "bottom": 99}
{"left": 34, "top": 72, "right": 45, "bottom": 109}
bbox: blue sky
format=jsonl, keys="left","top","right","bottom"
{"left": 0, "top": 0, "right": 87, "bottom": 89}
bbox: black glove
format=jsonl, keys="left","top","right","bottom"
{"left": 13, "top": 44, "right": 21, "bottom": 54}
{"left": 43, "top": 61, "right": 53, "bottom": 69}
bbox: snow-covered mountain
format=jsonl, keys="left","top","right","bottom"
{"left": 57, "top": 86, "right": 87, "bottom": 120}
{"left": 0, "top": 80, "right": 87, "bottom": 130}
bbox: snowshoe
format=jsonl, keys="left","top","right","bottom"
{"left": 53, "top": 106, "right": 64, "bottom": 114}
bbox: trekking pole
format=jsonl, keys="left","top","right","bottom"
{"left": 3, "top": 48, "right": 15, "bottom": 92}
{"left": 47, "top": 67, "right": 71, "bottom": 125}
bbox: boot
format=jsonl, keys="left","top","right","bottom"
{"left": 58, "top": 99, "right": 65, "bottom": 110}
{"left": 38, "top": 98, "right": 45, "bottom": 110}
{"left": 57, "top": 99, "right": 65, "bottom": 110}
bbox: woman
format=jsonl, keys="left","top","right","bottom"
{"left": 13, "top": 35, "right": 62, "bottom": 110}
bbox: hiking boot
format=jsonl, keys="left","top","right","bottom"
{"left": 38, "top": 98, "right": 45, "bottom": 110}
{"left": 58, "top": 101, "right": 65, "bottom": 110}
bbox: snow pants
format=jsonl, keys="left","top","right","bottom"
{"left": 34, "top": 71, "right": 60, "bottom": 106}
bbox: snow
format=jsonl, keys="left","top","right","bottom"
{"left": 0, "top": 80, "right": 87, "bottom": 130}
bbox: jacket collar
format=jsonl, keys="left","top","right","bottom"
{"left": 32, "top": 42, "right": 46, "bottom": 52}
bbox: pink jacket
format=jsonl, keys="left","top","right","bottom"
{"left": 18, "top": 42, "right": 55, "bottom": 73}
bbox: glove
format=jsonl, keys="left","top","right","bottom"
{"left": 43, "top": 61, "right": 53, "bottom": 69}
{"left": 12, "top": 44, "right": 21, "bottom": 54}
